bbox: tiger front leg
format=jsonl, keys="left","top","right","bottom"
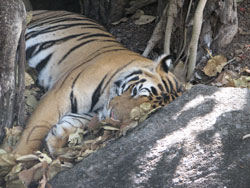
{"left": 14, "top": 89, "right": 72, "bottom": 156}
{"left": 45, "top": 113, "right": 93, "bottom": 157}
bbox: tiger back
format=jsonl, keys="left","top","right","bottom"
{"left": 15, "top": 10, "right": 184, "bottom": 156}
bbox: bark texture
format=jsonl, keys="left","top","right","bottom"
{"left": 50, "top": 85, "right": 250, "bottom": 188}
{"left": 0, "top": 0, "right": 26, "bottom": 142}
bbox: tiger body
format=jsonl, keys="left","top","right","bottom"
{"left": 15, "top": 10, "right": 183, "bottom": 156}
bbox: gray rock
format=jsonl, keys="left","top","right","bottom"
{"left": 50, "top": 85, "right": 250, "bottom": 188}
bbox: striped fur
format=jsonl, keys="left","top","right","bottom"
{"left": 15, "top": 11, "right": 183, "bottom": 156}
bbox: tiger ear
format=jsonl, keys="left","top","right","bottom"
{"left": 155, "top": 55, "right": 173, "bottom": 74}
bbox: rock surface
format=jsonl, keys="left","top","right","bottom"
{"left": 50, "top": 85, "right": 250, "bottom": 188}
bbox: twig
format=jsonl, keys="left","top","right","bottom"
{"left": 164, "top": 0, "right": 177, "bottom": 55}
{"left": 142, "top": 5, "right": 168, "bottom": 57}
{"left": 79, "top": 0, "right": 84, "bottom": 15}
{"left": 186, "top": 0, "right": 207, "bottom": 80}
{"left": 175, "top": 0, "right": 193, "bottom": 64}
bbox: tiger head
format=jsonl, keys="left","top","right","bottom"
{"left": 100, "top": 55, "right": 184, "bottom": 121}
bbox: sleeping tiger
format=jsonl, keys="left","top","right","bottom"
{"left": 14, "top": 10, "right": 184, "bottom": 156}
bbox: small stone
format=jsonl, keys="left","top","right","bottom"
{"left": 235, "top": 57, "right": 241, "bottom": 62}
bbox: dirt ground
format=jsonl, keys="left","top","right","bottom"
{"left": 109, "top": 1, "right": 250, "bottom": 83}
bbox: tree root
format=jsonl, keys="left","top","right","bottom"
{"left": 186, "top": 0, "right": 207, "bottom": 80}
{"left": 164, "top": 0, "right": 177, "bottom": 55}
{"left": 142, "top": 4, "right": 168, "bottom": 57}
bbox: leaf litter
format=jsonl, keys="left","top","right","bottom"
{"left": 0, "top": 85, "right": 164, "bottom": 187}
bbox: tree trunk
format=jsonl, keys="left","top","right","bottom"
{"left": 0, "top": 0, "right": 26, "bottom": 143}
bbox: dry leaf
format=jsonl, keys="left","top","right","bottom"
{"left": 230, "top": 76, "right": 250, "bottom": 88}
{"left": 240, "top": 66, "right": 250, "bottom": 74}
{"left": 213, "top": 72, "right": 229, "bottom": 86}
{"left": 213, "top": 71, "right": 250, "bottom": 88}
{"left": 5, "top": 179, "right": 26, "bottom": 188}
{"left": 25, "top": 90, "right": 38, "bottom": 108}
{"left": 18, "top": 162, "right": 43, "bottom": 186}
{"left": 26, "top": 12, "right": 33, "bottom": 25}
{"left": 138, "top": 114, "right": 148, "bottom": 123}
{"left": 184, "top": 83, "right": 193, "bottom": 90}
{"left": 81, "top": 149, "right": 94, "bottom": 158}
{"left": 134, "top": 15, "right": 155, "bottom": 25}
{"left": 0, "top": 153, "right": 16, "bottom": 167}
{"left": 68, "top": 128, "right": 85, "bottom": 147}
{"left": 130, "top": 107, "right": 141, "bottom": 120}
{"left": 25, "top": 72, "right": 34, "bottom": 86}
{"left": 5, "top": 163, "right": 23, "bottom": 182}
{"left": 140, "top": 103, "right": 151, "bottom": 112}
{"left": 242, "top": 134, "right": 250, "bottom": 140}
{"left": 111, "top": 17, "right": 128, "bottom": 25}
{"left": 131, "top": 9, "right": 144, "bottom": 19}
{"left": 35, "top": 151, "right": 52, "bottom": 164}
{"left": 203, "top": 55, "right": 227, "bottom": 76}
{"left": 16, "top": 154, "right": 39, "bottom": 162}
{"left": 103, "top": 126, "right": 120, "bottom": 131}
{"left": 120, "top": 122, "right": 138, "bottom": 136}
{"left": 1, "top": 126, "right": 23, "bottom": 149}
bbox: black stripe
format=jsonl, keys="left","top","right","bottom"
{"left": 26, "top": 23, "right": 99, "bottom": 40}
{"left": 80, "top": 26, "right": 105, "bottom": 31}
{"left": 124, "top": 70, "right": 143, "bottom": 79}
{"left": 35, "top": 53, "right": 52, "bottom": 73}
{"left": 151, "top": 86, "right": 158, "bottom": 96}
{"left": 68, "top": 114, "right": 92, "bottom": 120}
{"left": 30, "top": 12, "right": 73, "bottom": 25}
{"left": 82, "top": 113, "right": 94, "bottom": 118}
{"left": 162, "top": 79, "right": 169, "bottom": 93}
{"left": 29, "top": 12, "right": 76, "bottom": 27}
{"left": 72, "top": 71, "right": 82, "bottom": 88}
{"left": 162, "top": 94, "right": 170, "bottom": 103}
{"left": 32, "top": 10, "right": 49, "bottom": 17}
{"left": 90, "top": 74, "right": 107, "bottom": 112}
{"left": 26, "top": 45, "right": 37, "bottom": 60}
{"left": 27, "top": 33, "right": 89, "bottom": 61}
{"left": 166, "top": 77, "right": 174, "bottom": 92}
{"left": 135, "top": 79, "right": 147, "bottom": 85}
{"left": 56, "top": 48, "right": 128, "bottom": 92}
{"left": 55, "top": 34, "right": 116, "bottom": 65}
{"left": 127, "top": 76, "right": 140, "bottom": 83}
{"left": 58, "top": 39, "right": 97, "bottom": 64}
{"left": 30, "top": 17, "right": 101, "bottom": 30}
{"left": 63, "top": 120, "right": 74, "bottom": 126}
{"left": 156, "top": 96, "right": 162, "bottom": 100}
{"left": 132, "top": 87, "right": 137, "bottom": 97}
{"left": 69, "top": 72, "right": 82, "bottom": 113}
{"left": 77, "top": 33, "right": 112, "bottom": 41}
{"left": 70, "top": 118, "right": 85, "bottom": 126}
{"left": 173, "top": 77, "right": 179, "bottom": 91}
{"left": 141, "top": 88, "right": 151, "bottom": 95}
{"left": 101, "top": 59, "right": 138, "bottom": 94}
{"left": 158, "top": 84, "right": 164, "bottom": 92}
{"left": 70, "top": 90, "right": 78, "bottom": 113}
{"left": 114, "top": 80, "right": 122, "bottom": 87}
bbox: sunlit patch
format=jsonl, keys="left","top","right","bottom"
{"left": 130, "top": 88, "right": 248, "bottom": 186}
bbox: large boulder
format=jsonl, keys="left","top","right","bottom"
{"left": 50, "top": 85, "right": 250, "bottom": 188}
